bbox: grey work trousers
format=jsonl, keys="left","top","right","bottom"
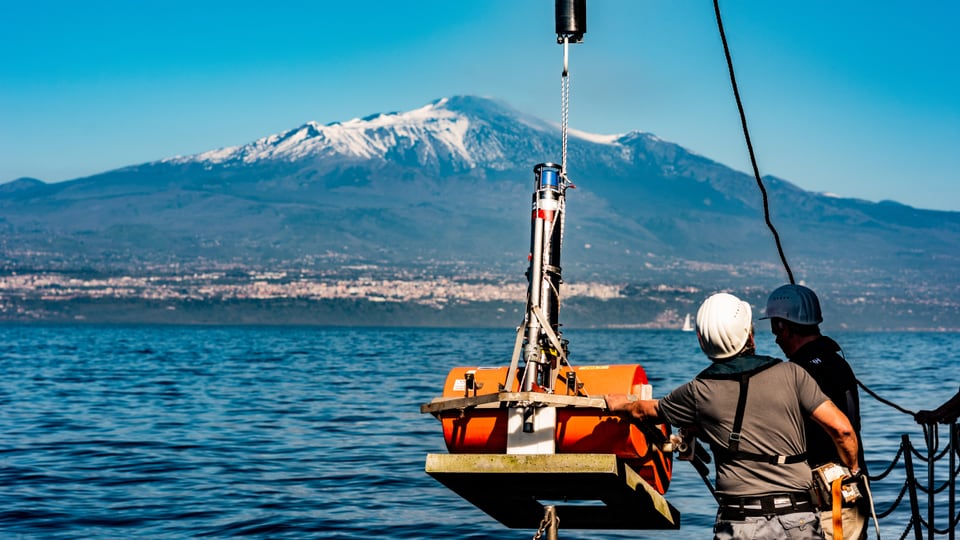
{"left": 820, "top": 505, "right": 868, "bottom": 540}
{"left": 714, "top": 510, "right": 824, "bottom": 540}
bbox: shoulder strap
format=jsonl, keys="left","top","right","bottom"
{"left": 726, "top": 372, "right": 750, "bottom": 453}
{"left": 714, "top": 366, "right": 807, "bottom": 466}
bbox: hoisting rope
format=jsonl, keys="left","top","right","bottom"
{"left": 712, "top": 0, "right": 795, "bottom": 285}
{"left": 557, "top": 38, "right": 573, "bottom": 326}
{"left": 858, "top": 379, "right": 917, "bottom": 417}
{"left": 712, "top": 8, "right": 957, "bottom": 540}
{"left": 713, "top": 0, "right": 922, "bottom": 423}
{"left": 561, "top": 37, "right": 571, "bottom": 181}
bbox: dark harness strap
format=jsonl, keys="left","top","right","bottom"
{"left": 713, "top": 366, "right": 807, "bottom": 466}
{"left": 727, "top": 372, "right": 751, "bottom": 453}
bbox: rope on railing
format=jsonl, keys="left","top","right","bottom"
{"left": 867, "top": 424, "right": 958, "bottom": 540}
{"left": 875, "top": 482, "right": 909, "bottom": 519}
{"left": 896, "top": 520, "right": 915, "bottom": 540}
{"left": 871, "top": 443, "right": 906, "bottom": 481}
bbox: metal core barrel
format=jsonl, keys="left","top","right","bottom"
{"left": 531, "top": 163, "right": 564, "bottom": 336}
{"left": 523, "top": 163, "right": 567, "bottom": 392}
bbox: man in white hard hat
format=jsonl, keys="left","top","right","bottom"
{"left": 607, "top": 292, "right": 860, "bottom": 540}
{"left": 763, "top": 284, "right": 868, "bottom": 540}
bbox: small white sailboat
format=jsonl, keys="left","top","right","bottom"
{"left": 681, "top": 313, "right": 693, "bottom": 332}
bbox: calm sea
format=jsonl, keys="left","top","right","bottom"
{"left": 1, "top": 325, "right": 957, "bottom": 539}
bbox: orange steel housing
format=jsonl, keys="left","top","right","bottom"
{"left": 438, "top": 364, "right": 673, "bottom": 494}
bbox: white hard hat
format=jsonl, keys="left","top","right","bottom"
{"left": 761, "top": 284, "right": 823, "bottom": 325}
{"left": 696, "top": 293, "right": 753, "bottom": 360}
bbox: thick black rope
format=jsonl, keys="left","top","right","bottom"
{"left": 916, "top": 514, "right": 960, "bottom": 535}
{"left": 711, "top": 11, "right": 959, "bottom": 538}
{"left": 896, "top": 520, "right": 913, "bottom": 540}
{"left": 875, "top": 481, "right": 909, "bottom": 519}
{"left": 858, "top": 379, "right": 917, "bottom": 417}
{"left": 870, "top": 444, "right": 906, "bottom": 481}
{"left": 712, "top": 0, "right": 794, "bottom": 285}
{"left": 713, "top": 0, "right": 922, "bottom": 424}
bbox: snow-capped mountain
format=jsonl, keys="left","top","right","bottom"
{"left": 1, "top": 95, "right": 958, "bottom": 304}
{"left": 164, "top": 96, "right": 581, "bottom": 173}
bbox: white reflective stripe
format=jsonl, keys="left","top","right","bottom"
{"left": 537, "top": 198, "right": 560, "bottom": 211}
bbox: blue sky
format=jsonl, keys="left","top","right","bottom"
{"left": 2, "top": 1, "right": 957, "bottom": 211}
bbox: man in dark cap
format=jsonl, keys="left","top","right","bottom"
{"left": 763, "top": 284, "right": 867, "bottom": 540}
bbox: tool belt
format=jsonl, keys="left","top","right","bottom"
{"left": 718, "top": 492, "right": 815, "bottom": 520}
{"left": 812, "top": 491, "right": 861, "bottom": 510}
{"left": 811, "top": 462, "right": 863, "bottom": 510}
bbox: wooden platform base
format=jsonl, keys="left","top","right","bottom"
{"left": 425, "top": 453, "right": 680, "bottom": 530}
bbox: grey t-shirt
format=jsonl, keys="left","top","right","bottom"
{"left": 658, "top": 359, "right": 830, "bottom": 497}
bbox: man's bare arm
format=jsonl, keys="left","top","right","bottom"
{"left": 811, "top": 399, "right": 860, "bottom": 473}
{"left": 605, "top": 394, "right": 661, "bottom": 423}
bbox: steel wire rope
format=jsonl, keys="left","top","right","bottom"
{"left": 514, "top": 36, "right": 578, "bottom": 394}
{"left": 559, "top": 38, "right": 573, "bottom": 284}
{"left": 712, "top": 0, "right": 794, "bottom": 285}
{"left": 561, "top": 37, "right": 570, "bottom": 181}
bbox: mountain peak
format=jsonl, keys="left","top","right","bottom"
{"left": 163, "top": 96, "right": 577, "bottom": 172}
{"left": 434, "top": 95, "right": 515, "bottom": 117}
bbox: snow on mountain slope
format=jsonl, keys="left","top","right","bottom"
{"left": 163, "top": 96, "right": 620, "bottom": 171}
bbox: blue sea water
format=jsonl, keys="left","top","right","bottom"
{"left": 1, "top": 325, "right": 957, "bottom": 539}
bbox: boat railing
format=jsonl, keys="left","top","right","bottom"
{"left": 867, "top": 422, "right": 958, "bottom": 540}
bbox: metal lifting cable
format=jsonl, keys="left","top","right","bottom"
{"left": 712, "top": 0, "right": 795, "bottom": 285}
{"left": 559, "top": 38, "right": 572, "bottom": 282}
{"left": 556, "top": 0, "right": 583, "bottom": 182}
{"left": 561, "top": 37, "right": 571, "bottom": 177}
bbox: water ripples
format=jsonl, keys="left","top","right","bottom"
{"left": 0, "top": 326, "right": 956, "bottom": 538}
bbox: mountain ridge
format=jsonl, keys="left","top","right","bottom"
{"left": 157, "top": 96, "right": 567, "bottom": 173}
{"left": 1, "top": 95, "right": 957, "bottom": 329}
